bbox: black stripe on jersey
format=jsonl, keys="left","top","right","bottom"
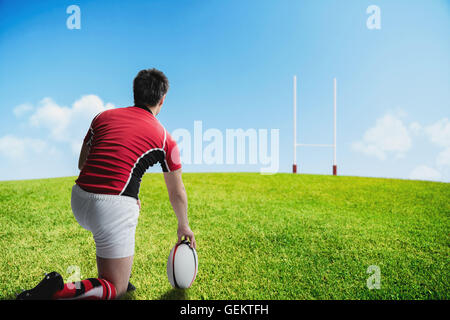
{"left": 161, "top": 159, "right": 169, "bottom": 172}
{"left": 122, "top": 149, "right": 167, "bottom": 199}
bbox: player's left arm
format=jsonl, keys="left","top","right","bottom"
{"left": 78, "top": 113, "right": 101, "bottom": 170}
{"left": 78, "top": 142, "right": 90, "bottom": 170}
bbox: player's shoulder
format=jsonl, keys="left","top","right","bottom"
{"left": 94, "top": 106, "right": 133, "bottom": 121}
{"left": 93, "top": 107, "right": 115, "bottom": 119}
{"left": 159, "top": 123, "right": 178, "bottom": 148}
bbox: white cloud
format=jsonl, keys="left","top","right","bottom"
{"left": 0, "top": 95, "right": 115, "bottom": 180}
{"left": 436, "top": 147, "right": 450, "bottom": 167}
{"left": 409, "top": 165, "right": 442, "bottom": 182}
{"left": 28, "top": 95, "right": 114, "bottom": 153}
{"left": 0, "top": 134, "right": 65, "bottom": 181}
{"left": 29, "top": 97, "right": 71, "bottom": 139}
{"left": 352, "top": 113, "right": 412, "bottom": 160}
{"left": 418, "top": 118, "right": 450, "bottom": 171}
{"left": 409, "top": 122, "right": 422, "bottom": 135}
{"left": 0, "top": 135, "right": 48, "bottom": 160}
{"left": 71, "top": 141, "right": 83, "bottom": 155}
{"left": 13, "top": 103, "right": 34, "bottom": 117}
{"left": 352, "top": 141, "right": 386, "bottom": 160}
{"left": 424, "top": 118, "right": 450, "bottom": 148}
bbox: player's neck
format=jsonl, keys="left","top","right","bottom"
{"left": 148, "top": 106, "right": 157, "bottom": 115}
{"left": 148, "top": 104, "right": 162, "bottom": 116}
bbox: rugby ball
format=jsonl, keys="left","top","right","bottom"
{"left": 167, "top": 240, "right": 198, "bottom": 289}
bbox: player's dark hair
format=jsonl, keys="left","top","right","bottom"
{"left": 133, "top": 68, "right": 169, "bottom": 107}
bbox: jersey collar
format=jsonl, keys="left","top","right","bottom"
{"left": 134, "top": 105, "right": 154, "bottom": 115}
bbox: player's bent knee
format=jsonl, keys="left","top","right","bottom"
{"left": 96, "top": 255, "right": 133, "bottom": 298}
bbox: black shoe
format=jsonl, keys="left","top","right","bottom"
{"left": 16, "top": 271, "right": 64, "bottom": 300}
{"left": 127, "top": 282, "right": 136, "bottom": 292}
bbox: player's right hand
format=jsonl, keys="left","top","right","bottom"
{"left": 177, "top": 224, "right": 196, "bottom": 249}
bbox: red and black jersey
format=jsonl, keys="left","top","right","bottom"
{"left": 75, "top": 106, "right": 181, "bottom": 199}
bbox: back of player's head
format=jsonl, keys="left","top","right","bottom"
{"left": 133, "top": 68, "right": 169, "bottom": 108}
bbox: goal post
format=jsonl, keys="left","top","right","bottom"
{"left": 293, "top": 76, "right": 337, "bottom": 176}
{"left": 293, "top": 75, "right": 297, "bottom": 173}
{"left": 333, "top": 77, "right": 337, "bottom": 175}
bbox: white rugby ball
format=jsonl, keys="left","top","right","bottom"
{"left": 167, "top": 240, "right": 198, "bottom": 289}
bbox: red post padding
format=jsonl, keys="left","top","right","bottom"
{"left": 333, "top": 165, "right": 337, "bottom": 176}
{"left": 293, "top": 164, "right": 297, "bottom": 174}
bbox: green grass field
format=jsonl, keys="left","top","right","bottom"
{"left": 0, "top": 173, "right": 448, "bottom": 300}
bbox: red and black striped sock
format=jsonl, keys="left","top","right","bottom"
{"left": 52, "top": 278, "right": 116, "bottom": 300}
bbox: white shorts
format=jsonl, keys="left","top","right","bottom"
{"left": 71, "top": 184, "right": 140, "bottom": 259}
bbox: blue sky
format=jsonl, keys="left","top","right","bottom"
{"left": 0, "top": 0, "right": 449, "bottom": 181}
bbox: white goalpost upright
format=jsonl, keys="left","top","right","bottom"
{"left": 292, "top": 76, "right": 337, "bottom": 175}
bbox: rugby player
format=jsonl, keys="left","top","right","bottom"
{"left": 17, "top": 68, "right": 196, "bottom": 300}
